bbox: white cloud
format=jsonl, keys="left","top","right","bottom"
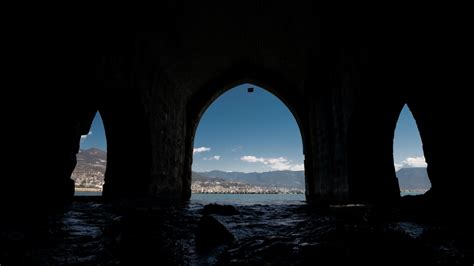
{"left": 204, "top": 155, "right": 221, "bottom": 161}
{"left": 402, "top": 156, "right": 427, "bottom": 167}
{"left": 290, "top": 164, "right": 305, "bottom": 171}
{"left": 241, "top": 156, "right": 265, "bottom": 163}
{"left": 80, "top": 131, "right": 92, "bottom": 141}
{"left": 240, "top": 155, "right": 304, "bottom": 171}
{"left": 193, "top": 147, "right": 211, "bottom": 154}
{"left": 394, "top": 163, "right": 403, "bottom": 171}
{"left": 395, "top": 156, "right": 427, "bottom": 171}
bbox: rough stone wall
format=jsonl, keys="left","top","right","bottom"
{"left": 96, "top": 55, "right": 152, "bottom": 199}
{"left": 33, "top": 9, "right": 374, "bottom": 205}
{"left": 146, "top": 71, "right": 189, "bottom": 199}
{"left": 304, "top": 53, "right": 365, "bottom": 203}
{"left": 302, "top": 15, "right": 370, "bottom": 203}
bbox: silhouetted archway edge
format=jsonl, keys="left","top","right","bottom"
{"left": 393, "top": 104, "right": 431, "bottom": 196}
{"left": 72, "top": 109, "right": 109, "bottom": 193}
{"left": 184, "top": 66, "right": 309, "bottom": 201}
{"left": 347, "top": 95, "right": 439, "bottom": 204}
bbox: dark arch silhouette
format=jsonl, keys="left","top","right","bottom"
{"left": 190, "top": 83, "right": 305, "bottom": 196}
{"left": 184, "top": 66, "right": 309, "bottom": 200}
{"left": 71, "top": 112, "right": 107, "bottom": 195}
{"left": 393, "top": 104, "right": 431, "bottom": 195}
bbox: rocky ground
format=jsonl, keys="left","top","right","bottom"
{"left": 2, "top": 199, "right": 473, "bottom": 265}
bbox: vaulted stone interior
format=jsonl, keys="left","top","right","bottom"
{"left": 5, "top": 5, "right": 471, "bottom": 210}
{"left": 2, "top": 3, "right": 471, "bottom": 264}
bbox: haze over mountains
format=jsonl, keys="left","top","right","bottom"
{"left": 396, "top": 167, "right": 431, "bottom": 192}
{"left": 72, "top": 148, "right": 431, "bottom": 193}
{"left": 198, "top": 170, "right": 305, "bottom": 189}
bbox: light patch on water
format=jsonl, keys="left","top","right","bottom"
{"left": 392, "top": 222, "right": 425, "bottom": 239}
{"left": 191, "top": 193, "right": 306, "bottom": 205}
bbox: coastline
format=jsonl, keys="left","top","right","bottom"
{"left": 75, "top": 188, "right": 102, "bottom": 192}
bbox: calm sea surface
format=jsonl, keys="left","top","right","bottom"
{"left": 74, "top": 192, "right": 305, "bottom": 204}
{"left": 191, "top": 193, "right": 306, "bottom": 205}
{"left": 75, "top": 191, "right": 103, "bottom": 196}
{"left": 74, "top": 191, "right": 421, "bottom": 204}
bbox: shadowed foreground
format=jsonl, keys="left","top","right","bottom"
{"left": 4, "top": 199, "right": 472, "bottom": 265}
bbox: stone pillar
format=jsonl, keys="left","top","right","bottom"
{"left": 146, "top": 75, "right": 189, "bottom": 199}
{"left": 304, "top": 48, "right": 364, "bottom": 204}
{"left": 347, "top": 93, "right": 404, "bottom": 205}
{"left": 98, "top": 55, "right": 153, "bottom": 200}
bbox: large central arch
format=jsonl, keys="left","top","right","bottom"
{"left": 184, "top": 66, "right": 310, "bottom": 200}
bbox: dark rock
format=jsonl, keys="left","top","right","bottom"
{"left": 196, "top": 215, "right": 234, "bottom": 252}
{"left": 202, "top": 204, "right": 239, "bottom": 216}
{"left": 2, "top": 201, "right": 472, "bottom": 264}
{"left": 299, "top": 242, "right": 348, "bottom": 265}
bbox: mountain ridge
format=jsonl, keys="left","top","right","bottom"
{"left": 200, "top": 170, "right": 305, "bottom": 189}
{"left": 72, "top": 148, "right": 431, "bottom": 192}
{"left": 395, "top": 167, "right": 431, "bottom": 191}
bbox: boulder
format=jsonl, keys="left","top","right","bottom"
{"left": 196, "top": 215, "right": 234, "bottom": 252}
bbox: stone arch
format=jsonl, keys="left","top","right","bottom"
{"left": 72, "top": 111, "right": 108, "bottom": 195}
{"left": 393, "top": 104, "right": 431, "bottom": 195}
{"left": 403, "top": 99, "right": 446, "bottom": 199}
{"left": 403, "top": 96, "right": 472, "bottom": 206}
{"left": 71, "top": 98, "right": 154, "bottom": 201}
{"left": 98, "top": 104, "right": 153, "bottom": 200}
{"left": 184, "top": 66, "right": 309, "bottom": 200}
{"left": 347, "top": 91, "right": 458, "bottom": 204}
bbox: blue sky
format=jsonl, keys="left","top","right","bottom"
{"left": 80, "top": 84, "right": 426, "bottom": 172}
{"left": 192, "top": 84, "right": 304, "bottom": 172}
{"left": 393, "top": 105, "right": 426, "bottom": 170}
{"left": 79, "top": 112, "right": 106, "bottom": 151}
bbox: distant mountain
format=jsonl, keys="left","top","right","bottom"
{"left": 196, "top": 170, "right": 305, "bottom": 189}
{"left": 77, "top": 148, "right": 107, "bottom": 165}
{"left": 191, "top": 171, "right": 303, "bottom": 194}
{"left": 191, "top": 172, "right": 226, "bottom": 183}
{"left": 196, "top": 168, "right": 431, "bottom": 192}
{"left": 72, "top": 150, "right": 428, "bottom": 193}
{"left": 71, "top": 148, "right": 304, "bottom": 193}
{"left": 72, "top": 148, "right": 107, "bottom": 190}
{"left": 396, "top": 167, "right": 431, "bottom": 192}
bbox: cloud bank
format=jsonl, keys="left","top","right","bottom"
{"left": 204, "top": 155, "right": 221, "bottom": 161}
{"left": 80, "top": 131, "right": 92, "bottom": 141}
{"left": 193, "top": 147, "right": 211, "bottom": 154}
{"left": 395, "top": 156, "right": 427, "bottom": 171}
{"left": 240, "top": 155, "right": 304, "bottom": 171}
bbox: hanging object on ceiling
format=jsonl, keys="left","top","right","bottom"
{"left": 248, "top": 87, "right": 254, "bottom": 93}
